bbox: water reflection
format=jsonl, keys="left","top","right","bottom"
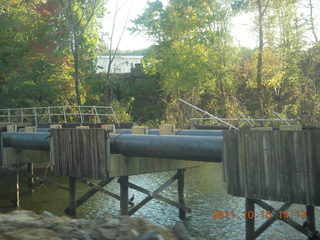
{"left": 1, "top": 163, "right": 319, "bottom": 239}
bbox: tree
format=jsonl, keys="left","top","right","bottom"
{"left": 104, "top": 0, "right": 132, "bottom": 105}
{"left": 0, "top": 0, "right": 74, "bottom": 107}
{"left": 132, "top": 0, "right": 235, "bottom": 125}
{"left": 60, "top": 0, "right": 105, "bottom": 105}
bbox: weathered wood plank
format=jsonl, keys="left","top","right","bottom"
{"left": 51, "top": 129, "right": 107, "bottom": 179}
{"left": 224, "top": 130, "right": 320, "bottom": 206}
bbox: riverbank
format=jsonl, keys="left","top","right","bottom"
{"left": 0, "top": 210, "right": 202, "bottom": 240}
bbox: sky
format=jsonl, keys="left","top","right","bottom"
{"left": 102, "top": 0, "right": 319, "bottom": 51}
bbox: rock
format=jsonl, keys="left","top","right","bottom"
{"left": 138, "top": 229, "right": 161, "bottom": 240}
{"left": 42, "top": 211, "right": 54, "bottom": 218}
{"left": 2, "top": 228, "right": 61, "bottom": 240}
{"left": 97, "top": 227, "right": 117, "bottom": 240}
{"left": 100, "top": 218, "right": 120, "bottom": 228}
{"left": 173, "top": 222, "right": 194, "bottom": 240}
{"left": 0, "top": 211, "right": 200, "bottom": 240}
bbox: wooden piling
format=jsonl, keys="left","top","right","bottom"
{"left": 119, "top": 176, "right": 129, "bottom": 215}
{"left": 306, "top": 205, "right": 315, "bottom": 239}
{"left": 68, "top": 176, "right": 77, "bottom": 217}
{"left": 177, "top": 169, "right": 186, "bottom": 219}
{"left": 64, "top": 178, "right": 114, "bottom": 214}
{"left": 245, "top": 198, "right": 255, "bottom": 240}
{"left": 15, "top": 170, "right": 20, "bottom": 209}
{"left": 27, "top": 163, "right": 34, "bottom": 191}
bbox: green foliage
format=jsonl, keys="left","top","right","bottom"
{"left": 0, "top": 0, "right": 74, "bottom": 108}
{"left": 130, "top": 0, "right": 320, "bottom": 126}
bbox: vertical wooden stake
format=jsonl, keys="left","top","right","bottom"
{"left": 306, "top": 205, "right": 315, "bottom": 238}
{"left": 69, "top": 176, "right": 77, "bottom": 217}
{"left": 246, "top": 198, "right": 255, "bottom": 240}
{"left": 177, "top": 169, "right": 186, "bottom": 220}
{"left": 119, "top": 176, "right": 129, "bottom": 215}
{"left": 27, "top": 163, "right": 34, "bottom": 191}
{"left": 16, "top": 171, "right": 20, "bottom": 209}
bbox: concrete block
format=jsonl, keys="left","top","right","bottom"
{"left": 279, "top": 125, "right": 302, "bottom": 131}
{"left": 250, "top": 127, "right": 273, "bottom": 131}
{"left": 159, "top": 124, "right": 175, "bottom": 135}
{"left": 132, "top": 126, "right": 148, "bottom": 135}
{"left": 101, "top": 124, "right": 115, "bottom": 133}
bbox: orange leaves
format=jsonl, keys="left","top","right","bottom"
{"left": 34, "top": 0, "right": 58, "bottom": 18}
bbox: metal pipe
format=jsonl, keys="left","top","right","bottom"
{"left": 110, "top": 134, "right": 222, "bottom": 162}
{"left": 2, "top": 132, "right": 50, "bottom": 151}
{"left": 2, "top": 132, "right": 223, "bottom": 162}
{"left": 116, "top": 129, "right": 223, "bottom": 137}
{"left": 190, "top": 117, "right": 296, "bottom": 122}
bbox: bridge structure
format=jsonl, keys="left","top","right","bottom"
{"left": 0, "top": 103, "right": 319, "bottom": 240}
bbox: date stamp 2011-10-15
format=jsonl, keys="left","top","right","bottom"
{"left": 210, "top": 210, "right": 307, "bottom": 220}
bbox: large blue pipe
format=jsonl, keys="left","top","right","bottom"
{"left": 1, "top": 132, "right": 223, "bottom": 162}
{"left": 110, "top": 134, "right": 222, "bottom": 162}
{"left": 2, "top": 132, "right": 50, "bottom": 150}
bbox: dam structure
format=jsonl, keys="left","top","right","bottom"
{"left": 0, "top": 106, "right": 319, "bottom": 239}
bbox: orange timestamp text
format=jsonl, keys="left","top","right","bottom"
{"left": 210, "top": 210, "right": 307, "bottom": 220}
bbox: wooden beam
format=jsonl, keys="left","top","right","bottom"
{"left": 254, "top": 199, "right": 314, "bottom": 238}
{"left": 35, "top": 175, "right": 69, "bottom": 191}
{"left": 79, "top": 179, "right": 133, "bottom": 206}
{"left": 306, "top": 205, "right": 316, "bottom": 239}
{"left": 127, "top": 182, "right": 191, "bottom": 213}
{"left": 129, "top": 173, "right": 178, "bottom": 215}
{"left": 119, "top": 176, "right": 129, "bottom": 215}
{"left": 64, "top": 178, "right": 113, "bottom": 214}
{"left": 15, "top": 170, "right": 20, "bottom": 209}
{"left": 254, "top": 202, "right": 291, "bottom": 238}
{"left": 177, "top": 169, "right": 186, "bottom": 219}
{"left": 245, "top": 198, "right": 255, "bottom": 240}
{"left": 282, "top": 217, "right": 312, "bottom": 237}
{"left": 27, "top": 163, "right": 34, "bottom": 191}
{"left": 68, "top": 176, "right": 77, "bottom": 217}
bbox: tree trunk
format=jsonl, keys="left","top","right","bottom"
{"left": 309, "top": 0, "right": 318, "bottom": 42}
{"left": 257, "top": 0, "right": 264, "bottom": 115}
{"left": 73, "top": 34, "right": 82, "bottom": 106}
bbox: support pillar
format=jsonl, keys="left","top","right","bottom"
{"left": 15, "top": 171, "right": 20, "bottom": 209}
{"left": 27, "top": 163, "right": 34, "bottom": 191}
{"left": 68, "top": 176, "right": 77, "bottom": 217}
{"left": 246, "top": 198, "right": 255, "bottom": 240}
{"left": 119, "top": 176, "right": 129, "bottom": 215}
{"left": 177, "top": 169, "right": 186, "bottom": 219}
{"left": 306, "top": 205, "right": 316, "bottom": 239}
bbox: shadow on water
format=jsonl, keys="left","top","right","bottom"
{"left": 1, "top": 163, "right": 319, "bottom": 240}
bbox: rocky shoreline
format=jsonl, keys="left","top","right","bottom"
{"left": 0, "top": 210, "right": 204, "bottom": 240}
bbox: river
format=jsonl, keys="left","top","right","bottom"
{"left": 0, "top": 163, "right": 319, "bottom": 240}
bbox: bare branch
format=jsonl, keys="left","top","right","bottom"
{"left": 261, "top": 0, "right": 271, "bottom": 17}
{"left": 309, "top": 0, "right": 319, "bottom": 42}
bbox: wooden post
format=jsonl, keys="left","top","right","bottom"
{"left": 15, "top": 170, "right": 20, "bottom": 209}
{"left": 246, "top": 198, "right": 255, "bottom": 240}
{"left": 65, "top": 178, "right": 114, "bottom": 214}
{"left": 27, "top": 163, "right": 34, "bottom": 191}
{"left": 306, "top": 205, "right": 315, "bottom": 238}
{"left": 177, "top": 169, "right": 186, "bottom": 219}
{"left": 68, "top": 176, "right": 77, "bottom": 217}
{"left": 119, "top": 176, "right": 129, "bottom": 215}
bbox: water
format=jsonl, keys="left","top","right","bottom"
{"left": 1, "top": 163, "right": 319, "bottom": 240}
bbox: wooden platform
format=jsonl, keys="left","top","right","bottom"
{"left": 223, "top": 130, "right": 320, "bottom": 206}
